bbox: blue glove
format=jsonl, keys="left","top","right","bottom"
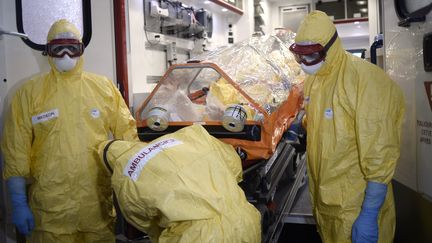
{"left": 285, "top": 120, "right": 302, "bottom": 141}
{"left": 352, "top": 181, "right": 388, "bottom": 243}
{"left": 7, "top": 176, "right": 35, "bottom": 236}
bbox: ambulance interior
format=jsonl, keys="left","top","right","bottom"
{"left": 1, "top": 0, "right": 432, "bottom": 243}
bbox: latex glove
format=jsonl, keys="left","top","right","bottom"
{"left": 352, "top": 181, "right": 388, "bottom": 243}
{"left": 285, "top": 110, "right": 306, "bottom": 142}
{"left": 285, "top": 121, "right": 301, "bottom": 141}
{"left": 7, "top": 176, "right": 35, "bottom": 236}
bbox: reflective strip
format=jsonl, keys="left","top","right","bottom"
{"left": 123, "top": 138, "right": 183, "bottom": 181}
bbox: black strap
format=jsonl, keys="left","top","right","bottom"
{"left": 324, "top": 31, "right": 338, "bottom": 52}
{"left": 103, "top": 139, "right": 120, "bottom": 174}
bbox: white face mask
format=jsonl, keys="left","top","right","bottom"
{"left": 53, "top": 55, "right": 78, "bottom": 72}
{"left": 301, "top": 61, "right": 324, "bottom": 75}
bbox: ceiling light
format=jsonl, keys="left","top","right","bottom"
{"left": 360, "top": 8, "right": 368, "bottom": 13}
{"left": 204, "top": 0, "right": 210, "bottom": 4}
{"left": 356, "top": 1, "right": 367, "bottom": 5}
{"left": 222, "top": 8, "right": 228, "bottom": 12}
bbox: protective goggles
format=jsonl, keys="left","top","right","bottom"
{"left": 46, "top": 39, "right": 84, "bottom": 58}
{"left": 289, "top": 31, "right": 338, "bottom": 66}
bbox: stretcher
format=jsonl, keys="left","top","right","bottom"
{"left": 134, "top": 30, "right": 309, "bottom": 242}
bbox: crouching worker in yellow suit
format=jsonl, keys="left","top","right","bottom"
{"left": 98, "top": 124, "right": 261, "bottom": 243}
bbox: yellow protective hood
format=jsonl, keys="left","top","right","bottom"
{"left": 47, "top": 19, "right": 82, "bottom": 42}
{"left": 46, "top": 19, "right": 84, "bottom": 76}
{"left": 295, "top": 10, "right": 344, "bottom": 76}
{"left": 99, "top": 125, "right": 261, "bottom": 243}
{"left": 295, "top": 11, "right": 336, "bottom": 47}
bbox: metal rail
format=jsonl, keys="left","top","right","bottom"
{"left": 265, "top": 152, "right": 307, "bottom": 243}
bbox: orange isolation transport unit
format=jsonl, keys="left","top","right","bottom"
{"left": 135, "top": 31, "right": 305, "bottom": 168}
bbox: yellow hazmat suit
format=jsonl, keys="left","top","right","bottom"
{"left": 295, "top": 11, "right": 405, "bottom": 243}
{"left": 1, "top": 20, "right": 138, "bottom": 242}
{"left": 99, "top": 125, "right": 261, "bottom": 243}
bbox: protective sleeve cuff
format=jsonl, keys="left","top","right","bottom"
{"left": 6, "top": 176, "right": 27, "bottom": 195}
{"left": 362, "top": 181, "right": 388, "bottom": 210}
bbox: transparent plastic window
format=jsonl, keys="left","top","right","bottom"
{"left": 142, "top": 66, "right": 260, "bottom": 123}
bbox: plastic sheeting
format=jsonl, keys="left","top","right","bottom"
{"left": 138, "top": 30, "right": 304, "bottom": 122}
{"left": 193, "top": 31, "right": 304, "bottom": 114}
{"left": 384, "top": 2, "right": 432, "bottom": 198}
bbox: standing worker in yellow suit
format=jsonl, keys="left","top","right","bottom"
{"left": 1, "top": 19, "right": 138, "bottom": 242}
{"left": 289, "top": 11, "right": 405, "bottom": 243}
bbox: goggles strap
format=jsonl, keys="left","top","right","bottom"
{"left": 323, "top": 31, "right": 338, "bottom": 52}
